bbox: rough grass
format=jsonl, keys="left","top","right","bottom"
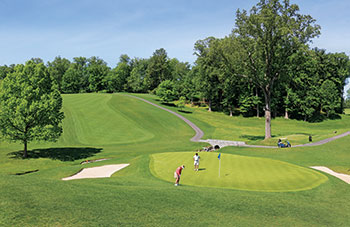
{"left": 134, "top": 94, "right": 350, "bottom": 146}
{"left": 0, "top": 93, "right": 350, "bottom": 226}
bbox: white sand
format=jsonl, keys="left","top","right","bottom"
{"left": 62, "top": 164, "right": 129, "bottom": 181}
{"left": 310, "top": 166, "right": 350, "bottom": 184}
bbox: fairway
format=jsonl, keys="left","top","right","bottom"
{"left": 60, "top": 94, "right": 155, "bottom": 145}
{"left": 150, "top": 152, "right": 328, "bottom": 192}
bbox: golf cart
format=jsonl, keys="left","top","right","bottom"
{"left": 277, "top": 138, "right": 291, "bottom": 148}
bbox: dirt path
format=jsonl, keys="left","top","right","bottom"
{"left": 125, "top": 95, "right": 350, "bottom": 148}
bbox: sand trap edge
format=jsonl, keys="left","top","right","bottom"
{"left": 62, "top": 164, "right": 130, "bottom": 181}
{"left": 310, "top": 166, "right": 350, "bottom": 184}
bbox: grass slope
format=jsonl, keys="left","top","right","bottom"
{"left": 0, "top": 93, "right": 350, "bottom": 226}
{"left": 132, "top": 93, "right": 350, "bottom": 146}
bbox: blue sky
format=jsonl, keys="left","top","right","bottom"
{"left": 0, "top": 0, "right": 350, "bottom": 94}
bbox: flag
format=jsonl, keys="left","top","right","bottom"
{"left": 218, "top": 153, "right": 221, "bottom": 160}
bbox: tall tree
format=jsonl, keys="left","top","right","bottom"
{"left": 0, "top": 61, "right": 64, "bottom": 158}
{"left": 47, "top": 56, "right": 71, "bottom": 92}
{"left": 233, "top": 0, "right": 320, "bottom": 139}
{"left": 126, "top": 58, "right": 148, "bottom": 93}
{"left": 107, "top": 55, "right": 131, "bottom": 92}
{"left": 194, "top": 37, "right": 223, "bottom": 111}
{"left": 87, "top": 56, "right": 110, "bottom": 92}
{"left": 145, "top": 48, "right": 171, "bottom": 91}
{"left": 320, "top": 80, "right": 340, "bottom": 117}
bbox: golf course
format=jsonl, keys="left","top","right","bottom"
{"left": 1, "top": 93, "right": 350, "bottom": 226}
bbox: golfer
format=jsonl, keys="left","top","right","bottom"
{"left": 174, "top": 165, "right": 185, "bottom": 186}
{"left": 193, "top": 153, "right": 200, "bottom": 171}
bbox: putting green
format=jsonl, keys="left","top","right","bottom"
{"left": 150, "top": 152, "right": 328, "bottom": 192}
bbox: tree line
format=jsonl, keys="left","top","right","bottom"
{"left": 1, "top": 0, "right": 350, "bottom": 143}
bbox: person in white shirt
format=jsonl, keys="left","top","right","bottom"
{"left": 193, "top": 153, "right": 200, "bottom": 171}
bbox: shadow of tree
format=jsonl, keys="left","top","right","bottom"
{"left": 239, "top": 135, "right": 266, "bottom": 141}
{"left": 8, "top": 147, "right": 102, "bottom": 161}
{"left": 162, "top": 102, "right": 177, "bottom": 107}
{"left": 178, "top": 110, "right": 192, "bottom": 114}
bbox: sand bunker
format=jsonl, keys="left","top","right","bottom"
{"left": 62, "top": 164, "right": 129, "bottom": 181}
{"left": 311, "top": 166, "right": 350, "bottom": 184}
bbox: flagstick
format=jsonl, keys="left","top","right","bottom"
{"left": 219, "top": 158, "right": 221, "bottom": 177}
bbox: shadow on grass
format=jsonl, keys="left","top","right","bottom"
{"left": 239, "top": 135, "right": 265, "bottom": 141}
{"left": 198, "top": 168, "right": 206, "bottom": 171}
{"left": 161, "top": 102, "right": 177, "bottom": 107}
{"left": 178, "top": 110, "right": 192, "bottom": 114}
{"left": 15, "top": 169, "right": 39, "bottom": 175}
{"left": 8, "top": 147, "right": 102, "bottom": 161}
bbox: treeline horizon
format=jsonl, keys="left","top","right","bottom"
{"left": 0, "top": 44, "right": 349, "bottom": 123}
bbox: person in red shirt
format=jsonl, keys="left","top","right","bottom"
{"left": 174, "top": 165, "right": 185, "bottom": 186}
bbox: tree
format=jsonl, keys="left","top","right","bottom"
{"left": 320, "top": 80, "right": 340, "bottom": 117}
{"left": 47, "top": 56, "right": 71, "bottom": 92}
{"left": 155, "top": 80, "right": 177, "bottom": 103}
{"left": 87, "top": 56, "right": 110, "bottom": 92}
{"left": 0, "top": 60, "right": 64, "bottom": 158}
{"left": 105, "top": 55, "right": 131, "bottom": 92}
{"left": 61, "top": 65, "right": 81, "bottom": 93}
{"left": 126, "top": 58, "right": 148, "bottom": 93}
{"left": 145, "top": 48, "right": 171, "bottom": 91}
{"left": 233, "top": 0, "right": 320, "bottom": 139}
{"left": 194, "top": 37, "right": 223, "bottom": 112}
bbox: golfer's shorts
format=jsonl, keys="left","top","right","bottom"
{"left": 194, "top": 161, "right": 199, "bottom": 166}
{"left": 174, "top": 172, "right": 179, "bottom": 179}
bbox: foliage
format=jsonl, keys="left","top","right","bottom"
{"left": 145, "top": 48, "right": 171, "bottom": 91}
{"left": 0, "top": 60, "right": 64, "bottom": 158}
{"left": 155, "top": 80, "right": 177, "bottom": 103}
{"left": 47, "top": 56, "right": 71, "bottom": 92}
{"left": 87, "top": 56, "right": 110, "bottom": 92}
{"left": 177, "top": 96, "right": 186, "bottom": 110}
{"left": 320, "top": 80, "right": 340, "bottom": 117}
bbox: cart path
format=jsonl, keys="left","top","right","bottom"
{"left": 311, "top": 166, "right": 350, "bottom": 184}
{"left": 125, "top": 95, "right": 350, "bottom": 148}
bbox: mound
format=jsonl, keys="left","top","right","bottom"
{"left": 150, "top": 152, "right": 328, "bottom": 192}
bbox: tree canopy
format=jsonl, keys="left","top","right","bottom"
{"left": 0, "top": 60, "right": 64, "bottom": 158}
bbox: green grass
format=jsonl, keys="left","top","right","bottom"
{"left": 134, "top": 94, "right": 350, "bottom": 146}
{"left": 151, "top": 152, "right": 327, "bottom": 192}
{"left": 345, "top": 108, "right": 350, "bottom": 115}
{"left": 1, "top": 93, "right": 350, "bottom": 226}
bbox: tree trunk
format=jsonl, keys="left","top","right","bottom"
{"left": 256, "top": 87, "right": 259, "bottom": 118}
{"left": 284, "top": 109, "right": 289, "bottom": 119}
{"left": 23, "top": 141, "right": 28, "bottom": 158}
{"left": 263, "top": 90, "right": 272, "bottom": 140}
{"left": 229, "top": 106, "right": 233, "bottom": 117}
{"left": 208, "top": 100, "right": 212, "bottom": 112}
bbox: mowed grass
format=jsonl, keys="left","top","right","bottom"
{"left": 1, "top": 93, "right": 350, "bottom": 226}
{"left": 61, "top": 94, "right": 154, "bottom": 145}
{"left": 151, "top": 152, "right": 327, "bottom": 192}
{"left": 133, "top": 93, "right": 350, "bottom": 146}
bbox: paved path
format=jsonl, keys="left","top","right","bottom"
{"left": 125, "top": 95, "right": 350, "bottom": 148}
{"left": 311, "top": 166, "right": 350, "bottom": 184}
{"left": 62, "top": 164, "right": 129, "bottom": 181}
{"left": 124, "top": 95, "right": 204, "bottom": 142}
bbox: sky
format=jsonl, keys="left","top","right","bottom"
{"left": 0, "top": 0, "right": 349, "bottom": 94}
